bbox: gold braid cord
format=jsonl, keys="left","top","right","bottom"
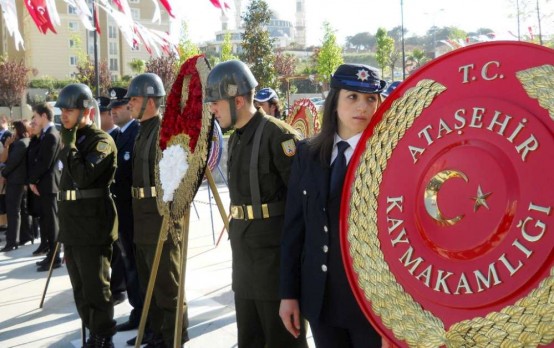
{"left": 155, "top": 57, "right": 212, "bottom": 244}
{"left": 347, "top": 79, "right": 554, "bottom": 347}
{"left": 516, "top": 65, "right": 554, "bottom": 122}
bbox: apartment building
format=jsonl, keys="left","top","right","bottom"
{"left": 0, "top": 0, "right": 171, "bottom": 81}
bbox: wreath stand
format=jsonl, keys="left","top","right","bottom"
{"left": 135, "top": 167, "right": 230, "bottom": 348}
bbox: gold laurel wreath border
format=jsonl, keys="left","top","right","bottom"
{"left": 155, "top": 57, "right": 212, "bottom": 244}
{"left": 347, "top": 78, "right": 554, "bottom": 348}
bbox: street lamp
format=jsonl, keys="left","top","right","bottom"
{"left": 401, "top": 0, "right": 405, "bottom": 79}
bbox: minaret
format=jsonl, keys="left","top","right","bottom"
{"left": 234, "top": 0, "right": 242, "bottom": 29}
{"left": 295, "top": 0, "right": 306, "bottom": 47}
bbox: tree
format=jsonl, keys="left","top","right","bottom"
{"left": 240, "top": 0, "right": 277, "bottom": 89}
{"left": 220, "top": 31, "right": 238, "bottom": 62}
{"left": 0, "top": 57, "right": 30, "bottom": 115}
{"left": 375, "top": 28, "right": 395, "bottom": 79}
{"left": 176, "top": 22, "right": 201, "bottom": 65}
{"left": 316, "top": 22, "right": 343, "bottom": 90}
{"left": 345, "top": 32, "right": 375, "bottom": 51}
{"left": 145, "top": 53, "right": 179, "bottom": 94}
{"left": 128, "top": 59, "right": 145, "bottom": 75}
{"left": 74, "top": 58, "right": 112, "bottom": 96}
{"left": 274, "top": 49, "right": 297, "bottom": 77}
{"left": 406, "top": 48, "right": 429, "bottom": 73}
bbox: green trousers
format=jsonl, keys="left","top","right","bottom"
{"left": 135, "top": 240, "right": 189, "bottom": 346}
{"left": 65, "top": 244, "right": 116, "bottom": 337}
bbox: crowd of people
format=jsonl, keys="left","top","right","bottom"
{"left": 0, "top": 59, "right": 387, "bottom": 348}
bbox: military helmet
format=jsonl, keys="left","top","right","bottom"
{"left": 205, "top": 60, "right": 258, "bottom": 103}
{"left": 55, "top": 83, "right": 94, "bottom": 109}
{"left": 125, "top": 73, "right": 166, "bottom": 98}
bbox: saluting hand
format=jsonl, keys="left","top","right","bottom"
{"left": 61, "top": 125, "right": 78, "bottom": 147}
{"left": 279, "top": 299, "right": 302, "bottom": 338}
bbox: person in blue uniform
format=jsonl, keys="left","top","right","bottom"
{"left": 279, "top": 63, "right": 386, "bottom": 348}
{"left": 108, "top": 87, "right": 145, "bottom": 333}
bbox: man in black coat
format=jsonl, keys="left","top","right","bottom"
{"left": 108, "top": 87, "right": 145, "bottom": 333}
{"left": 28, "top": 103, "right": 62, "bottom": 270}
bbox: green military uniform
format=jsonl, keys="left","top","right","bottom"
{"left": 58, "top": 123, "right": 118, "bottom": 338}
{"left": 131, "top": 115, "right": 188, "bottom": 346}
{"left": 228, "top": 109, "right": 308, "bottom": 348}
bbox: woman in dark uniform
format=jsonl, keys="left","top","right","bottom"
{"left": 1, "top": 121, "right": 32, "bottom": 251}
{"left": 279, "top": 64, "right": 386, "bottom": 347}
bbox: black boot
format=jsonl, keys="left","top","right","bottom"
{"left": 84, "top": 333, "right": 97, "bottom": 348}
{"left": 94, "top": 334, "right": 114, "bottom": 348}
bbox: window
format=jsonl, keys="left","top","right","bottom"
{"left": 109, "top": 58, "right": 118, "bottom": 71}
{"left": 131, "top": 41, "right": 140, "bottom": 51}
{"left": 68, "top": 5, "right": 77, "bottom": 14}
{"left": 68, "top": 21, "right": 79, "bottom": 31}
{"left": 70, "top": 56, "right": 78, "bottom": 66}
{"left": 108, "top": 26, "right": 117, "bottom": 39}
{"left": 69, "top": 39, "right": 76, "bottom": 48}
{"left": 109, "top": 42, "right": 118, "bottom": 55}
{"left": 128, "top": 0, "right": 140, "bottom": 3}
{"left": 131, "top": 8, "right": 140, "bottom": 20}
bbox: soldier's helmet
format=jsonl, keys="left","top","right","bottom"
{"left": 125, "top": 73, "right": 166, "bottom": 98}
{"left": 55, "top": 83, "right": 94, "bottom": 109}
{"left": 205, "top": 60, "right": 258, "bottom": 103}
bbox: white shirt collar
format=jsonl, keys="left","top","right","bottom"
{"left": 119, "top": 119, "right": 135, "bottom": 133}
{"left": 331, "top": 132, "right": 362, "bottom": 165}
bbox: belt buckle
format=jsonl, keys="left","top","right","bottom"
{"left": 63, "top": 190, "right": 76, "bottom": 201}
{"left": 231, "top": 205, "right": 245, "bottom": 220}
{"left": 138, "top": 187, "right": 145, "bottom": 199}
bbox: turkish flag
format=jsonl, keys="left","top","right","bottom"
{"left": 24, "top": 0, "right": 57, "bottom": 34}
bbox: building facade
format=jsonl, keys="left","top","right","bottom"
{"left": 0, "top": 0, "right": 170, "bottom": 82}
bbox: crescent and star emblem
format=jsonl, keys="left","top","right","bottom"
{"left": 424, "top": 170, "right": 492, "bottom": 225}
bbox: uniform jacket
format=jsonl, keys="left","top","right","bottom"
{"left": 27, "top": 125, "right": 61, "bottom": 194}
{"left": 111, "top": 119, "right": 139, "bottom": 203}
{"left": 132, "top": 116, "right": 182, "bottom": 244}
{"left": 57, "top": 124, "right": 118, "bottom": 246}
{"left": 2, "top": 137, "right": 30, "bottom": 185}
{"left": 280, "top": 140, "right": 370, "bottom": 327}
{"left": 228, "top": 110, "right": 299, "bottom": 300}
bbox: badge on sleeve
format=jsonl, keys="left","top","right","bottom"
{"left": 96, "top": 141, "right": 111, "bottom": 154}
{"left": 281, "top": 139, "right": 296, "bottom": 157}
{"left": 124, "top": 151, "right": 130, "bottom": 161}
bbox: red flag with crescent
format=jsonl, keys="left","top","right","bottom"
{"left": 24, "top": 0, "right": 57, "bottom": 34}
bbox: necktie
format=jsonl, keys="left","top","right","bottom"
{"left": 329, "top": 141, "right": 349, "bottom": 197}
{"left": 39, "top": 130, "right": 45, "bottom": 140}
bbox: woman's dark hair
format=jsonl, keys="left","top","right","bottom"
{"left": 12, "top": 120, "right": 29, "bottom": 139}
{"left": 307, "top": 88, "right": 383, "bottom": 165}
{"left": 268, "top": 98, "right": 281, "bottom": 118}
{"left": 307, "top": 88, "right": 340, "bottom": 166}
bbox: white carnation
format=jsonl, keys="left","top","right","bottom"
{"left": 159, "top": 144, "right": 189, "bottom": 202}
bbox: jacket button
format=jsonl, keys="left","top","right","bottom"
{"left": 323, "top": 245, "right": 328, "bottom": 253}
{"left": 303, "top": 190, "right": 307, "bottom": 195}
{"left": 321, "top": 265, "right": 327, "bottom": 272}
{"left": 323, "top": 225, "right": 328, "bottom": 232}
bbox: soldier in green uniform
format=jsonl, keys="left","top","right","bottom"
{"left": 56, "top": 83, "right": 118, "bottom": 348}
{"left": 205, "top": 60, "right": 308, "bottom": 348}
{"left": 126, "top": 73, "right": 188, "bottom": 348}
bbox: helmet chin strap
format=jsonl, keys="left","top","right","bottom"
{"left": 136, "top": 97, "right": 148, "bottom": 120}
{"left": 229, "top": 97, "right": 238, "bottom": 127}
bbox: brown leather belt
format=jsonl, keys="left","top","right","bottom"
{"left": 131, "top": 186, "right": 157, "bottom": 199}
{"left": 230, "top": 202, "right": 285, "bottom": 220}
{"left": 57, "top": 188, "right": 109, "bottom": 201}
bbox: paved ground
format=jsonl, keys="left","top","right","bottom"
{"left": 0, "top": 183, "right": 315, "bottom": 347}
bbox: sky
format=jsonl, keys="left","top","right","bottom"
{"left": 170, "top": 0, "right": 553, "bottom": 45}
